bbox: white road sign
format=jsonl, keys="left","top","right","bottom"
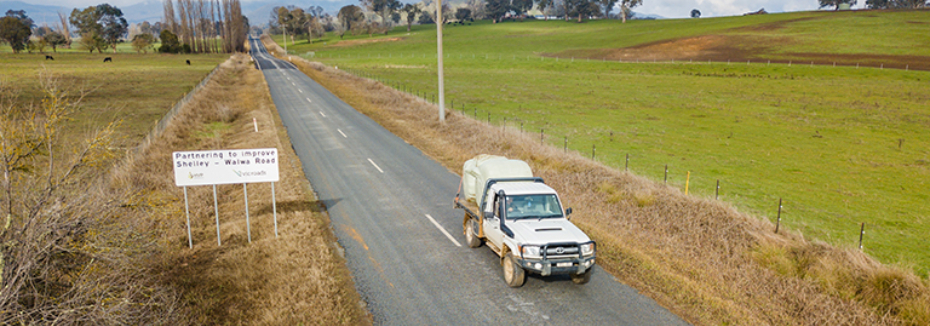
{"left": 173, "top": 148, "right": 280, "bottom": 186}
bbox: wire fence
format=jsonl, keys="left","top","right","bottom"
{"left": 304, "top": 51, "right": 925, "bottom": 71}
{"left": 134, "top": 64, "right": 222, "bottom": 155}
{"left": 335, "top": 64, "right": 913, "bottom": 254}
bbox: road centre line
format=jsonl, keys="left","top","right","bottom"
{"left": 298, "top": 89, "right": 303, "bottom": 93}
{"left": 306, "top": 98, "right": 312, "bottom": 103}
{"left": 337, "top": 129, "right": 347, "bottom": 138}
{"left": 320, "top": 111, "right": 326, "bottom": 117}
{"left": 425, "top": 214, "right": 462, "bottom": 247}
{"left": 367, "top": 158, "right": 384, "bottom": 173}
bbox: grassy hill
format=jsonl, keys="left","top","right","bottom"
{"left": 274, "top": 9, "right": 930, "bottom": 277}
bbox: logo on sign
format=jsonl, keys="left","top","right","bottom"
{"left": 188, "top": 172, "right": 204, "bottom": 179}
{"left": 232, "top": 169, "right": 268, "bottom": 177}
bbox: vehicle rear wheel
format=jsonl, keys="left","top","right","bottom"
{"left": 502, "top": 252, "right": 526, "bottom": 288}
{"left": 571, "top": 268, "right": 593, "bottom": 285}
{"left": 464, "top": 219, "right": 482, "bottom": 248}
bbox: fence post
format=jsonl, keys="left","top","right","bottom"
{"left": 664, "top": 165, "right": 668, "bottom": 184}
{"left": 775, "top": 198, "right": 783, "bottom": 234}
{"left": 487, "top": 112, "right": 491, "bottom": 124}
{"left": 685, "top": 171, "right": 690, "bottom": 195}
{"left": 540, "top": 129, "right": 544, "bottom": 144}
{"left": 564, "top": 137, "right": 567, "bottom": 152}
{"left": 716, "top": 180, "right": 720, "bottom": 200}
{"left": 592, "top": 144, "right": 596, "bottom": 160}
{"left": 625, "top": 154, "right": 629, "bottom": 171}
{"left": 859, "top": 222, "right": 866, "bottom": 251}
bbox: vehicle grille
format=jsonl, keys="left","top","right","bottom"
{"left": 544, "top": 244, "right": 579, "bottom": 259}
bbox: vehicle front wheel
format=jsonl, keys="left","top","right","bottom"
{"left": 502, "top": 252, "right": 526, "bottom": 288}
{"left": 464, "top": 219, "right": 482, "bottom": 248}
{"left": 571, "top": 268, "right": 593, "bottom": 285}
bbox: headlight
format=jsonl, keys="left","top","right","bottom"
{"left": 521, "top": 245, "right": 541, "bottom": 258}
{"left": 581, "top": 243, "right": 595, "bottom": 256}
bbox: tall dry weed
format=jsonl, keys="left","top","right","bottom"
{"left": 0, "top": 69, "right": 184, "bottom": 324}
{"left": 272, "top": 41, "right": 929, "bottom": 325}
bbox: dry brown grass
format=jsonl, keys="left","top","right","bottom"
{"left": 264, "top": 35, "right": 930, "bottom": 326}
{"left": 111, "top": 53, "right": 369, "bottom": 325}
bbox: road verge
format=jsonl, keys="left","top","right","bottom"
{"left": 113, "top": 53, "right": 370, "bottom": 325}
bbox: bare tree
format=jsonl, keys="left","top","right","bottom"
{"left": 56, "top": 12, "right": 71, "bottom": 47}
{"left": 164, "top": 0, "right": 245, "bottom": 53}
{"left": 163, "top": 0, "right": 177, "bottom": 36}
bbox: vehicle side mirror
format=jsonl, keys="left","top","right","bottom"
{"left": 565, "top": 207, "right": 573, "bottom": 219}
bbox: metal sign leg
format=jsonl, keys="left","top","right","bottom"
{"left": 184, "top": 186, "right": 192, "bottom": 248}
{"left": 213, "top": 184, "right": 221, "bottom": 246}
{"left": 272, "top": 182, "right": 278, "bottom": 237}
{"left": 244, "top": 183, "right": 251, "bottom": 243}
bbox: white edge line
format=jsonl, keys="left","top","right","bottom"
{"left": 337, "top": 129, "right": 347, "bottom": 138}
{"left": 367, "top": 158, "right": 384, "bottom": 173}
{"left": 425, "top": 214, "right": 462, "bottom": 247}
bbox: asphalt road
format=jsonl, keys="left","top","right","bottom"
{"left": 249, "top": 37, "right": 690, "bottom": 326}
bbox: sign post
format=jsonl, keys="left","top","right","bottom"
{"left": 272, "top": 182, "right": 278, "bottom": 237}
{"left": 243, "top": 183, "right": 251, "bottom": 243}
{"left": 213, "top": 184, "right": 221, "bottom": 245}
{"left": 173, "top": 148, "right": 280, "bottom": 247}
{"left": 184, "top": 186, "right": 192, "bottom": 248}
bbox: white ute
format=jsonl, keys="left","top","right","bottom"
{"left": 454, "top": 155, "right": 596, "bottom": 287}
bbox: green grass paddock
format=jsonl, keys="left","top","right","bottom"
{"left": 273, "top": 10, "right": 930, "bottom": 276}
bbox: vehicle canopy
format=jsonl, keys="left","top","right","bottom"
{"left": 461, "top": 155, "right": 532, "bottom": 202}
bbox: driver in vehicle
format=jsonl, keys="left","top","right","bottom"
{"left": 509, "top": 196, "right": 536, "bottom": 217}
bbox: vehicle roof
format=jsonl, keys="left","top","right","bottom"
{"left": 490, "top": 182, "right": 557, "bottom": 196}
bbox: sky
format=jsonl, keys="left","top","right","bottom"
{"left": 23, "top": 0, "right": 863, "bottom": 19}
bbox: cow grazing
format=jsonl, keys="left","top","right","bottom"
{"left": 45, "top": 55, "right": 54, "bottom": 60}
{"left": 103, "top": 57, "right": 112, "bottom": 62}
{"left": 186, "top": 59, "right": 190, "bottom": 65}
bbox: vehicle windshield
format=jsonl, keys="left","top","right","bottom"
{"left": 504, "top": 194, "right": 563, "bottom": 220}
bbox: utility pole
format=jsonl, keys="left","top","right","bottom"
{"left": 283, "top": 26, "right": 287, "bottom": 53}
{"left": 436, "top": 0, "right": 445, "bottom": 122}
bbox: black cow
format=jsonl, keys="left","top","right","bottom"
{"left": 45, "top": 55, "right": 54, "bottom": 60}
{"left": 103, "top": 57, "right": 112, "bottom": 62}
{"left": 186, "top": 59, "right": 190, "bottom": 65}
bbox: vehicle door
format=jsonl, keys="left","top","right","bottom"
{"left": 483, "top": 190, "right": 505, "bottom": 250}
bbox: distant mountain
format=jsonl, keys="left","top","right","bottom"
{"left": 0, "top": 0, "right": 163, "bottom": 26}
{"left": 0, "top": 1, "right": 70, "bottom": 27}
{"left": 122, "top": 0, "right": 164, "bottom": 24}
{"left": 241, "top": 0, "right": 357, "bottom": 27}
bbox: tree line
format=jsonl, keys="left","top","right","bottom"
{"left": 161, "top": 0, "right": 248, "bottom": 54}
{"left": 0, "top": 1, "right": 249, "bottom": 54}
{"left": 819, "top": 0, "right": 928, "bottom": 9}
{"left": 0, "top": 10, "right": 70, "bottom": 53}
{"left": 267, "top": 0, "right": 644, "bottom": 44}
